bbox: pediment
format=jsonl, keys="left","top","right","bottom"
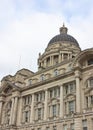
{"left": 72, "top": 48, "right": 93, "bottom": 67}
{"left": 0, "top": 81, "right": 20, "bottom": 95}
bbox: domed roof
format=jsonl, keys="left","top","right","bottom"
{"left": 48, "top": 24, "right": 79, "bottom": 47}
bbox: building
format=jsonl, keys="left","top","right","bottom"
{"left": 0, "top": 24, "right": 93, "bottom": 130}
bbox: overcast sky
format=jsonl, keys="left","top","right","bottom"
{"left": 0, "top": 0, "right": 93, "bottom": 80}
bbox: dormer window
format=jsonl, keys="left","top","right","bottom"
{"left": 28, "top": 79, "right": 32, "bottom": 85}
{"left": 40, "top": 74, "right": 45, "bottom": 81}
{"left": 88, "top": 58, "right": 93, "bottom": 65}
{"left": 54, "top": 69, "right": 59, "bottom": 76}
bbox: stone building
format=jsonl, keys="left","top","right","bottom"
{"left": 0, "top": 24, "right": 93, "bottom": 130}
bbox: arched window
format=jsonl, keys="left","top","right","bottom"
{"left": 88, "top": 58, "right": 93, "bottom": 65}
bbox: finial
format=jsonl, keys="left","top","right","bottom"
{"left": 63, "top": 22, "right": 65, "bottom": 27}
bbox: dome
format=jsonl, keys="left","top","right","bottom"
{"left": 48, "top": 24, "right": 79, "bottom": 47}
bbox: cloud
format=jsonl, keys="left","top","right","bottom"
{"left": 0, "top": 0, "right": 93, "bottom": 80}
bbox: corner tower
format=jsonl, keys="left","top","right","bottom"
{"left": 38, "top": 24, "right": 81, "bottom": 70}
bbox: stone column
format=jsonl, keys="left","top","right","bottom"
{"left": 0, "top": 101, "right": 3, "bottom": 123}
{"left": 88, "top": 96, "right": 91, "bottom": 108}
{"left": 62, "top": 53, "right": 64, "bottom": 61}
{"left": 30, "top": 93, "right": 34, "bottom": 123}
{"left": 75, "top": 71, "right": 81, "bottom": 113}
{"left": 10, "top": 97, "right": 15, "bottom": 125}
{"left": 12, "top": 97, "right": 18, "bottom": 125}
{"left": 19, "top": 97, "right": 23, "bottom": 125}
{"left": 59, "top": 53, "right": 62, "bottom": 63}
{"left": 60, "top": 85, "right": 64, "bottom": 118}
{"left": 44, "top": 89, "right": 48, "bottom": 120}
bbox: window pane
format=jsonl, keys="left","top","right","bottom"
{"left": 52, "top": 105, "right": 56, "bottom": 116}
{"left": 69, "top": 101, "right": 75, "bottom": 113}
{"left": 63, "top": 124, "right": 67, "bottom": 130}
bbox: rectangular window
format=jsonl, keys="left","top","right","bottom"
{"left": 82, "top": 120, "right": 87, "bottom": 130}
{"left": 70, "top": 123, "right": 74, "bottom": 130}
{"left": 38, "top": 108, "right": 42, "bottom": 120}
{"left": 46, "top": 127, "right": 49, "bottom": 130}
{"left": 63, "top": 124, "right": 67, "bottom": 130}
{"left": 53, "top": 126, "right": 56, "bottom": 130}
{"left": 91, "top": 96, "right": 93, "bottom": 104}
{"left": 54, "top": 88, "right": 57, "bottom": 97}
{"left": 69, "top": 101, "right": 75, "bottom": 113}
{"left": 37, "top": 128, "right": 41, "bottom": 130}
{"left": 70, "top": 83, "right": 75, "bottom": 93}
{"left": 90, "top": 79, "right": 93, "bottom": 87}
{"left": 52, "top": 105, "right": 56, "bottom": 117}
{"left": 24, "top": 95, "right": 31, "bottom": 105}
{"left": 86, "top": 97, "right": 88, "bottom": 108}
{"left": 25, "top": 111, "right": 29, "bottom": 122}
{"left": 88, "top": 59, "right": 93, "bottom": 65}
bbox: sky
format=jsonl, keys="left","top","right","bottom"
{"left": 0, "top": 0, "right": 93, "bottom": 80}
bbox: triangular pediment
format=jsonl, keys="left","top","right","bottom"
{"left": 0, "top": 81, "right": 20, "bottom": 95}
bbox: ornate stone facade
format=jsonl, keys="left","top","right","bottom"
{"left": 0, "top": 25, "right": 93, "bottom": 130}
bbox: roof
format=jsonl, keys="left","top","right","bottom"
{"left": 48, "top": 24, "right": 79, "bottom": 47}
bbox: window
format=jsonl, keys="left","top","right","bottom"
{"left": 88, "top": 58, "right": 93, "bottom": 65}
{"left": 37, "top": 128, "right": 41, "bottom": 130}
{"left": 38, "top": 108, "right": 42, "bottom": 120}
{"left": 63, "top": 124, "right": 67, "bottom": 130}
{"left": 54, "top": 69, "right": 59, "bottom": 76}
{"left": 53, "top": 126, "right": 56, "bottom": 130}
{"left": 82, "top": 120, "right": 87, "bottom": 130}
{"left": 25, "top": 111, "right": 29, "bottom": 122}
{"left": 52, "top": 105, "right": 56, "bottom": 117}
{"left": 70, "top": 123, "right": 74, "bottom": 130}
{"left": 63, "top": 53, "right": 68, "bottom": 60}
{"left": 91, "top": 96, "right": 93, "bottom": 104}
{"left": 90, "top": 79, "right": 93, "bottom": 87}
{"left": 40, "top": 74, "right": 45, "bottom": 81}
{"left": 46, "top": 127, "right": 49, "bottom": 130}
{"left": 35, "top": 92, "right": 45, "bottom": 102}
{"left": 86, "top": 97, "right": 88, "bottom": 108}
{"left": 69, "top": 101, "right": 75, "bottom": 113}
{"left": 49, "top": 87, "right": 60, "bottom": 98}
{"left": 24, "top": 95, "right": 31, "bottom": 105}
{"left": 28, "top": 79, "right": 32, "bottom": 85}
{"left": 64, "top": 82, "right": 76, "bottom": 96}
{"left": 54, "top": 55, "right": 58, "bottom": 64}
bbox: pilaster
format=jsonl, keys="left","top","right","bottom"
{"left": 44, "top": 89, "right": 48, "bottom": 120}
{"left": 30, "top": 93, "right": 35, "bottom": 123}
{"left": 75, "top": 70, "right": 81, "bottom": 113}
{"left": 60, "top": 85, "right": 64, "bottom": 118}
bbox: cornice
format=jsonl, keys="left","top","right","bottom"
{"left": 21, "top": 71, "right": 74, "bottom": 92}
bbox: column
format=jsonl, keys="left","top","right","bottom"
{"left": 0, "top": 101, "right": 3, "bottom": 123}
{"left": 88, "top": 97, "right": 91, "bottom": 108}
{"left": 60, "top": 85, "right": 64, "bottom": 118}
{"left": 59, "top": 53, "right": 61, "bottom": 63}
{"left": 67, "top": 102, "right": 69, "bottom": 114}
{"left": 10, "top": 97, "right": 15, "bottom": 125}
{"left": 44, "top": 89, "right": 48, "bottom": 120}
{"left": 19, "top": 97, "right": 23, "bottom": 125}
{"left": 62, "top": 53, "right": 64, "bottom": 61}
{"left": 12, "top": 97, "right": 18, "bottom": 125}
{"left": 50, "top": 56, "right": 53, "bottom": 66}
{"left": 30, "top": 94, "right": 34, "bottom": 123}
{"left": 88, "top": 80, "right": 90, "bottom": 88}
{"left": 75, "top": 71, "right": 81, "bottom": 113}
